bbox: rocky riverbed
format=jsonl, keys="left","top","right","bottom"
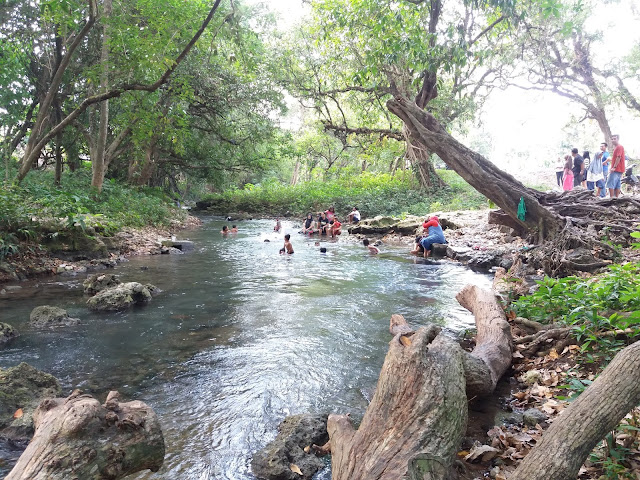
{"left": 0, "top": 216, "right": 201, "bottom": 287}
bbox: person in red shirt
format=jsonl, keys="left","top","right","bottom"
{"left": 606, "top": 134, "right": 625, "bottom": 198}
{"left": 329, "top": 218, "right": 342, "bottom": 237}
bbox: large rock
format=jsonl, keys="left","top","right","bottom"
{"left": 28, "top": 306, "right": 80, "bottom": 328}
{"left": 0, "top": 363, "right": 62, "bottom": 443}
{"left": 348, "top": 215, "right": 397, "bottom": 235}
{"left": 251, "top": 413, "right": 329, "bottom": 480}
{"left": 42, "top": 229, "right": 109, "bottom": 261}
{"left": 0, "top": 323, "right": 18, "bottom": 344}
{"left": 86, "top": 282, "right": 155, "bottom": 312}
{"left": 394, "top": 216, "right": 424, "bottom": 235}
{"left": 83, "top": 273, "right": 121, "bottom": 296}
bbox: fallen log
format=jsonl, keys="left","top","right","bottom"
{"left": 6, "top": 390, "right": 165, "bottom": 480}
{"left": 328, "top": 285, "right": 512, "bottom": 480}
{"left": 512, "top": 340, "right": 640, "bottom": 479}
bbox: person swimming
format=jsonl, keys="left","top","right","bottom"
{"left": 363, "top": 238, "right": 380, "bottom": 254}
{"left": 279, "top": 234, "right": 294, "bottom": 254}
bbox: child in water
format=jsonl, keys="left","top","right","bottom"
{"left": 231, "top": 225, "right": 238, "bottom": 233}
{"left": 221, "top": 225, "right": 229, "bottom": 235}
{"left": 279, "top": 234, "right": 294, "bottom": 254}
{"left": 363, "top": 239, "right": 380, "bottom": 254}
{"left": 274, "top": 218, "right": 282, "bottom": 232}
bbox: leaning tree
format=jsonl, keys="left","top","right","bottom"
{"left": 282, "top": 0, "right": 513, "bottom": 188}
{"left": 365, "top": 0, "right": 640, "bottom": 275}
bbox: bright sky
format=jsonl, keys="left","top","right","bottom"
{"left": 255, "top": 0, "right": 640, "bottom": 174}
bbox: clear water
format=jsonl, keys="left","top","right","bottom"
{"left": 0, "top": 217, "right": 491, "bottom": 479}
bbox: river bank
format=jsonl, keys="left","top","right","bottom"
{"left": 0, "top": 215, "right": 202, "bottom": 288}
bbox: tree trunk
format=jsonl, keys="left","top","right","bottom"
{"left": 405, "top": 127, "right": 444, "bottom": 189}
{"left": 387, "top": 95, "right": 563, "bottom": 241}
{"left": 512, "top": 340, "right": 640, "bottom": 480}
{"left": 54, "top": 134, "right": 62, "bottom": 186}
{"left": 16, "top": 1, "right": 97, "bottom": 183}
{"left": 91, "top": 0, "right": 112, "bottom": 193}
{"left": 5, "top": 390, "right": 164, "bottom": 480}
{"left": 131, "top": 140, "right": 158, "bottom": 186}
{"left": 329, "top": 285, "right": 512, "bottom": 480}
{"left": 291, "top": 159, "right": 301, "bottom": 185}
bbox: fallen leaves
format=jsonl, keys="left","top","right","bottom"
{"left": 13, "top": 408, "right": 23, "bottom": 419}
{"left": 465, "top": 444, "right": 500, "bottom": 463}
{"left": 289, "top": 464, "right": 303, "bottom": 476}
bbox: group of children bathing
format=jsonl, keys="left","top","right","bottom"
{"left": 282, "top": 212, "right": 446, "bottom": 258}
{"left": 300, "top": 206, "right": 345, "bottom": 238}
{"left": 222, "top": 211, "right": 446, "bottom": 259}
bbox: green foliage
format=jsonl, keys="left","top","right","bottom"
{"left": 513, "top": 262, "right": 640, "bottom": 358}
{"left": 0, "top": 167, "right": 185, "bottom": 243}
{"left": 200, "top": 169, "right": 486, "bottom": 217}
{"left": 0, "top": 233, "right": 20, "bottom": 262}
{"left": 588, "top": 409, "right": 640, "bottom": 480}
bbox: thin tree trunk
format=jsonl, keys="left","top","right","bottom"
{"left": 405, "top": 127, "right": 444, "bottom": 189}
{"left": 291, "top": 159, "right": 301, "bottom": 185}
{"left": 513, "top": 340, "right": 640, "bottom": 480}
{"left": 54, "top": 134, "right": 62, "bottom": 186}
{"left": 15, "top": 0, "right": 223, "bottom": 184}
{"left": 91, "top": 0, "right": 111, "bottom": 193}
{"left": 17, "top": 0, "right": 98, "bottom": 182}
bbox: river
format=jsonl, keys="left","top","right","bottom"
{"left": 0, "top": 217, "right": 491, "bottom": 479}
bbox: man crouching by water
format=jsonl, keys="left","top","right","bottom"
{"left": 279, "top": 234, "right": 294, "bottom": 254}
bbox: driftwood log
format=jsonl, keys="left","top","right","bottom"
{"left": 513, "top": 339, "right": 640, "bottom": 479}
{"left": 328, "top": 284, "right": 512, "bottom": 480}
{"left": 6, "top": 390, "right": 165, "bottom": 480}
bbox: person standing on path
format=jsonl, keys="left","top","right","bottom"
{"left": 571, "top": 148, "right": 584, "bottom": 187}
{"left": 581, "top": 151, "right": 590, "bottom": 188}
{"left": 562, "top": 155, "right": 574, "bottom": 191}
{"left": 594, "top": 143, "right": 610, "bottom": 198}
{"left": 585, "top": 149, "right": 605, "bottom": 197}
{"left": 606, "top": 134, "right": 625, "bottom": 198}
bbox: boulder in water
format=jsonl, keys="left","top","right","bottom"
{"left": 0, "top": 323, "right": 18, "bottom": 344}
{"left": 0, "top": 362, "right": 62, "bottom": 443}
{"left": 251, "top": 413, "right": 329, "bottom": 480}
{"left": 83, "top": 273, "right": 121, "bottom": 296}
{"left": 86, "top": 282, "right": 155, "bottom": 312}
{"left": 28, "top": 306, "right": 80, "bottom": 328}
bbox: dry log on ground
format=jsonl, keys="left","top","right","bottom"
{"left": 328, "top": 285, "right": 512, "bottom": 480}
{"left": 6, "top": 390, "right": 164, "bottom": 480}
{"left": 512, "top": 340, "right": 640, "bottom": 480}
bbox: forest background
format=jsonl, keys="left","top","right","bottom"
{"left": 1, "top": 0, "right": 640, "bottom": 241}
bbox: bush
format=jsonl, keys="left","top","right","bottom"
{"left": 200, "top": 170, "right": 487, "bottom": 217}
{"left": 0, "top": 168, "right": 186, "bottom": 247}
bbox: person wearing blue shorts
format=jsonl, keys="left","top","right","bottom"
{"left": 606, "top": 135, "right": 625, "bottom": 198}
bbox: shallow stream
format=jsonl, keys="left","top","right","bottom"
{"left": 0, "top": 217, "right": 491, "bottom": 479}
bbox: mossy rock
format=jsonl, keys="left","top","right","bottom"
{"left": 83, "top": 273, "right": 121, "bottom": 296}
{"left": 0, "top": 363, "right": 61, "bottom": 439}
{"left": 362, "top": 215, "right": 397, "bottom": 228}
{"left": 251, "top": 413, "right": 328, "bottom": 480}
{"left": 29, "top": 305, "right": 80, "bottom": 328}
{"left": 42, "top": 229, "right": 108, "bottom": 259}
{"left": 86, "top": 282, "right": 155, "bottom": 312}
{"left": 0, "top": 323, "right": 18, "bottom": 345}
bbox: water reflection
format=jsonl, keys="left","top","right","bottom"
{"left": 0, "top": 218, "right": 490, "bottom": 479}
